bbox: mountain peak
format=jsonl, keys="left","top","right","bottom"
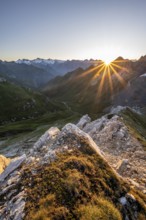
{"left": 139, "top": 55, "right": 146, "bottom": 62}
{"left": 114, "top": 56, "right": 125, "bottom": 62}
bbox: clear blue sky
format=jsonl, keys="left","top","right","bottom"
{"left": 0, "top": 0, "right": 146, "bottom": 62}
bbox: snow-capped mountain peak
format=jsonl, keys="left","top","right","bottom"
{"left": 15, "top": 58, "right": 65, "bottom": 66}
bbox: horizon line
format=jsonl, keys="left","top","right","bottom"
{"left": 1, "top": 55, "right": 146, "bottom": 62}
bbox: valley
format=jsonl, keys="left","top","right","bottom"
{"left": 1, "top": 56, "right": 146, "bottom": 157}
{"left": 0, "top": 56, "right": 146, "bottom": 220}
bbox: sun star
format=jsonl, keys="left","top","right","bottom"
{"left": 103, "top": 57, "right": 114, "bottom": 66}
{"left": 78, "top": 57, "right": 127, "bottom": 100}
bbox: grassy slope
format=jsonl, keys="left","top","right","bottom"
{"left": 120, "top": 108, "right": 146, "bottom": 150}
{"left": 0, "top": 81, "right": 80, "bottom": 156}
{"left": 0, "top": 80, "right": 78, "bottom": 123}
{"left": 0, "top": 78, "right": 81, "bottom": 157}
{"left": 22, "top": 149, "right": 146, "bottom": 220}
{"left": 0, "top": 81, "right": 57, "bottom": 123}
{"left": 0, "top": 111, "right": 79, "bottom": 136}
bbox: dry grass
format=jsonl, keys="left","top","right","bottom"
{"left": 76, "top": 197, "right": 122, "bottom": 220}
{"left": 22, "top": 149, "right": 146, "bottom": 220}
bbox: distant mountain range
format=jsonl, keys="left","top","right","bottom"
{"left": 16, "top": 58, "right": 99, "bottom": 75}
{"left": 0, "top": 60, "right": 53, "bottom": 88}
{"left": 1, "top": 55, "right": 146, "bottom": 127}
{"left": 0, "top": 59, "right": 99, "bottom": 89}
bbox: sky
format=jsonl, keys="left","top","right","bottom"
{"left": 0, "top": 0, "right": 146, "bottom": 62}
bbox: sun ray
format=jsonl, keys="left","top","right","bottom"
{"left": 107, "top": 65, "right": 114, "bottom": 96}
{"left": 92, "top": 65, "right": 105, "bottom": 80}
{"left": 97, "top": 66, "right": 107, "bottom": 98}
{"left": 82, "top": 65, "right": 106, "bottom": 97}
{"left": 73, "top": 63, "right": 106, "bottom": 104}
{"left": 110, "top": 64, "right": 126, "bottom": 87}
{"left": 111, "top": 62, "right": 129, "bottom": 73}
{"left": 111, "top": 62, "right": 123, "bottom": 70}
{"left": 78, "top": 62, "right": 105, "bottom": 79}
{"left": 74, "top": 57, "right": 128, "bottom": 104}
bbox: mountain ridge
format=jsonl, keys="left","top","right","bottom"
{"left": 43, "top": 57, "right": 146, "bottom": 115}
{"left": 0, "top": 59, "right": 100, "bottom": 89}
{"left": 0, "top": 107, "right": 146, "bottom": 219}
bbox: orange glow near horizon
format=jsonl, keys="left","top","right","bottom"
{"left": 104, "top": 60, "right": 112, "bottom": 66}
{"left": 78, "top": 58, "right": 127, "bottom": 98}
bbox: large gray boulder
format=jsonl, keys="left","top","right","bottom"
{"left": 33, "top": 127, "right": 60, "bottom": 151}
{"left": 52, "top": 123, "right": 103, "bottom": 158}
{"left": 76, "top": 114, "right": 91, "bottom": 129}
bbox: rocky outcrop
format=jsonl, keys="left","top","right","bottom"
{"left": 54, "top": 123, "right": 103, "bottom": 156}
{"left": 0, "top": 124, "right": 105, "bottom": 220}
{"left": 81, "top": 112, "right": 146, "bottom": 192}
{"left": 119, "top": 193, "right": 142, "bottom": 220}
{"left": 117, "top": 159, "right": 130, "bottom": 174}
{"left": 0, "top": 111, "right": 146, "bottom": 219}
{"left": 76, "top": 114, "right": 91, "bottom": 129}
{"left": 0, "top": 155, "right": 26, "bottom": 219}
{"left": 33, "top": 127, "right": 60, "bottom": 151}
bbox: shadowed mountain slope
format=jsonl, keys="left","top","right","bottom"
{"left": 0, "top": 78, "right": 68, "bottom": 125}
{"left": 0, "top": 61, "right": 54, "bottom": 89}
{"left": 43, "top": 57, "right": 146, "bottom": 115}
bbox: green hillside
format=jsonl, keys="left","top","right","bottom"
{"left": 0, "top": 80, "right": 54, "bottom": 124}
{"left": 0, "top": 79, "right": 80, "bottom": 140}
{"left": 120, "top": 108, "right": 146, "bottom": 150}
{"left": 0, "top": 79, "right": 79, "bottom": 124}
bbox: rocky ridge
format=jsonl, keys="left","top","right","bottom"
{"left": 77, "top": 109, "right": 146, "bottom": 192}
{"left": 0, "top": 108, "right": 146, "bottom": 219}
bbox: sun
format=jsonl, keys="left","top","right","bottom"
{"left": 78, "top": 55, "right": 126, "bottom": 98}
{"left": 103, "top": 58, "right": 113, "bottom": 66}
{"left": 104, "top": 60, "right": 111, "bottom": 66}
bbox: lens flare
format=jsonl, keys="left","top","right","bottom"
{"left": 103, "top": 58, "right": 113, "bottom": 66}
{"left": 104, "top": 60, "right": 111, "bottom": 66}
{"left": 78, "top": 58, "right": 127, "bottom": 99}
